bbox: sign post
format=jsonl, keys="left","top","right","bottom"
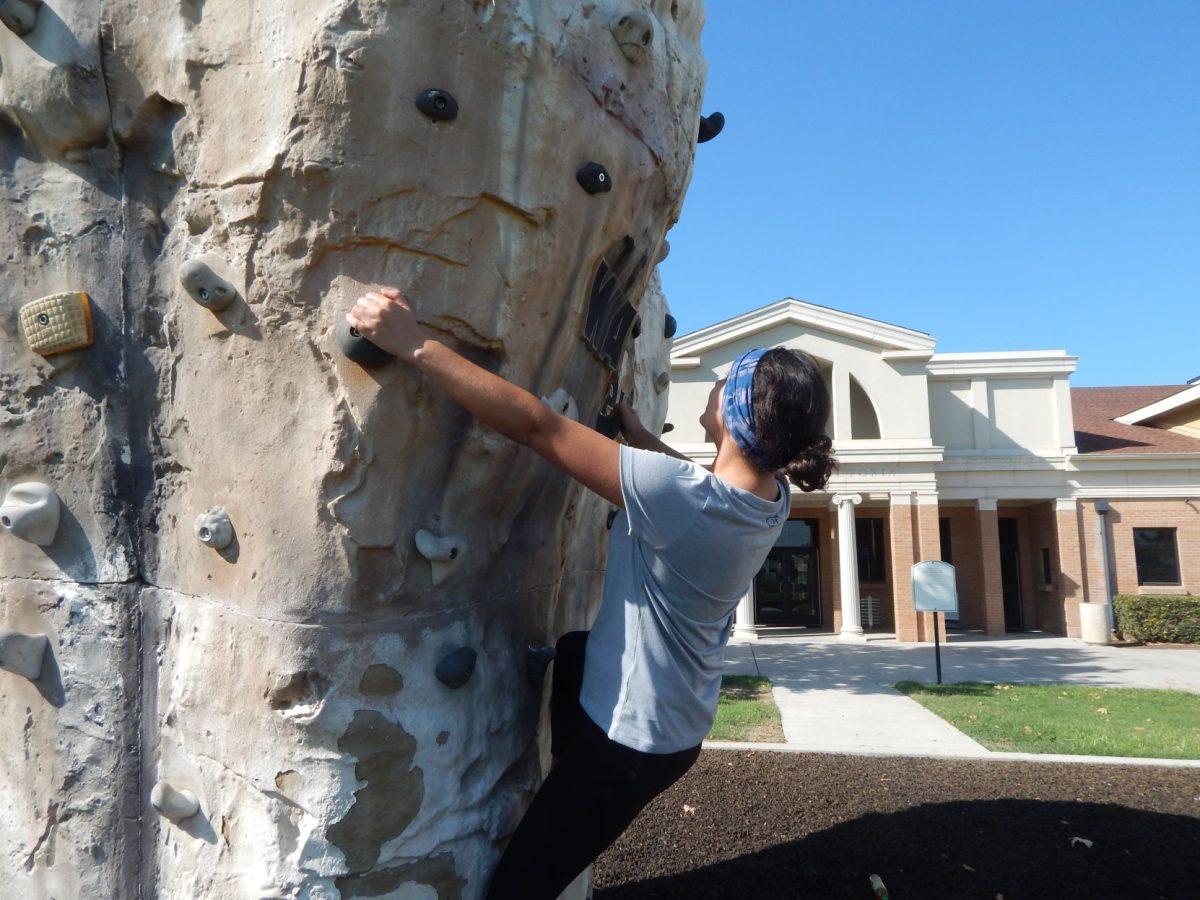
{"left": 912, "top": 561, "right": 959, "bottom": 685}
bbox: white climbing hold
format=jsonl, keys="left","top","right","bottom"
{"left": 541, "top": 387, "right": 579, "bottom": 422}
{"left": 179, "top": 255, "right": 238, "bottom": 312}
{"left": 611, "top": 10, "right": 653, "bottom": 63}
{"left": 0, "top": 482, "right": 61, "bottom": 546}
{"left": 151, "top": 781, "right": 200, "bottom": 823}
{"left": 194, "top": 507, "right": 234, "bottom": 550}
{"left": 415, "top": 530, "right": 467, "bottom": 586}
{"left": 654, "top": 371, "right": 670, "bottom": 394}
{"left": 0, "top": 629, "right": 48, "bottom": 680}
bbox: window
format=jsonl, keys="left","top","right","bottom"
{"left": 855, "top": 518, "right": 885, "bottom": 583}
{"left": 939, "top": 517, "right": 953, "bottom": 564}
{"left": 1133, "top": 528, "right": 1181, "bottom": 585}
{"left": 1041, "top": 548, "right": 1053, "bottom": 585}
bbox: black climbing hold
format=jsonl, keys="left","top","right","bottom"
{"left": 698, "top": 112, "right": 724, "bottom": 143}
{"left": 337, "top": 318, "right": 395, "bottom": 368}
{"left": 576, "top": 162, "right": 612, "bottom": 195}
{"left": 415, "top": 88, "right": 458, "bottom": 122}
{"left": 631, "top": 316, "right": 641, "bottom": 340}
{"left": 435, "top": 646, "right": 477, "bottom": 689}
{"left": 595, "top": 380, "right": 630, "bottom": 438}
{"left": 526, "top": 646, "right": 557, "bottom": 686}
{"left": 606, "top": 508, "right": 619, "bottom": 530}
{"left": 661, "top": 422, "right": 674, "bottom": 434}
{"left": 663, "top": 313, "right": 678, "bottom": 340}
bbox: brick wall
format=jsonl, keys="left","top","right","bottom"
{"left": 1100, "top": 499, "right": 1200, "bottom": 596}
{"left": 941, "top": 507, "right": 985, "bottom": 631}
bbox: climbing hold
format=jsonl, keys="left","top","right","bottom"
{"left": 150, "top": 781, "right": 200, "bottom": 823}
{"left": 606, "top": 508, "right": 619, "bottom": 530}
{"left": 179, "top": 257, "right": 238, "bottom": 312}
{"left": 337, "top": 317, "right": 395, "bottom": 368}
{"left": 656, "top": 239, "right": 670, "bottom": 264}
{"left": 595, "top": 380, "right": 630, "bottom": 438}
{"left": 0, "top": 482, "right": 61, "bottom": 546}
{"left": 415, "top": 529, "right": 467, "bottom": 586}
{"left": 661, "top": 422, "right": 674, "bottom": 434}
{"left": 541, "top": 387, "right": 579, "bottom": 423}
{"left": 526, "top": 645, "right": 557, "bottom": 686}
{"left": 663, "top": 313, "right": 678, "bottom": 339}
{"left": 610, "top": 10, "right": 653, "bottom": 63}
{"left": 631, "top": 317, "right": 642, "bottom": 340}
{"left": 267, "top": 670, "right": 330, "bottom": 710}
{"left": 0, "top": 0, "right": 40, "bottom": 36}
{"left": 576, "top": 162, "right": 612, "bottom": 195}
{"left": 698, "top": 111, "right": 725, "bottom": 144}
{"left": 18, "top": 292, "right": 95, "bottom": 356}
{"left": 654, "top": 371, "right": 670, "bottom": 394}
{"left": 435, "top": 646, "right": 476, "bottom": 689}
{"left": 194, "top": 507, "right": 233, "bottom": 551}
{"left": 0, "top": 629, "right": 48, "bottom": 681}
{"left": 415, "top": 88, "right": 459, "bottom": 122}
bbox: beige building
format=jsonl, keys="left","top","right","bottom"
{"left": 664, "top": 299, "right": 1200, "bottom": 642}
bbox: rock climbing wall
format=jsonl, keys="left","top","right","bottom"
{"left": 0, "top": 1, "right": 708, "bottom": 897}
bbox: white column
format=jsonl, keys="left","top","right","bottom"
{"left": 734, "top": 582, "right": 757, "bottom": 637}
{"left": 832, "top": 493, "right": 865, "bottom": 641}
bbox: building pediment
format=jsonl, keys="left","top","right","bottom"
{"left": 669, "top": 298, "right": 936, "bottom": 366}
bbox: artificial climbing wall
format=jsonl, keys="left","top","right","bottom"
{"left": 0, "top": 1, "right": 708, "bottom": 897}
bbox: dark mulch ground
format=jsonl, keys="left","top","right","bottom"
{"left": 593, "top": 750, "right": 1200, "bottom": 899}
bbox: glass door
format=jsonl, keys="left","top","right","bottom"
{"left": 754, "top": 519, "right": 822, "bottom": 626}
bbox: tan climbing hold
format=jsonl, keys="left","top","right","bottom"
{"left": 18, "top": 292, "right": 95, "bottom": 356}
{"left": 611, "top": 10, "right": 654, "bottom": 63}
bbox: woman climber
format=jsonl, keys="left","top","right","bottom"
{"left": 345, "top": 287, "right": 835, "bottom": 899}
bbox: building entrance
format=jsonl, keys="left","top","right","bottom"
{"left": 999, "top": 517, "right": 1024, "bottom": 631}
{"left": 754, "top": 519, "right": 821, "bottom": 626}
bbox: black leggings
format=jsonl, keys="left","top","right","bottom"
{"left": 484, "top": 630, "right": 703, "bottom": 899}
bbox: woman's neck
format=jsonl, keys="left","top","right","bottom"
{"left": 712, "top": 438, "right": 779, "bottom": 501}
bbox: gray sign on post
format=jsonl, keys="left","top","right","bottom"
{"left": 912, "top": 560, "right": 958, "bottom": 615}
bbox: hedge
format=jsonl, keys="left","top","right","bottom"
{"left": 1113, "top": 595, "right": 1200, "bottom": 644}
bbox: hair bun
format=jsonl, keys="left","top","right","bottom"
{"left": 783, "top": 434, "right": 836, "bottom": 492}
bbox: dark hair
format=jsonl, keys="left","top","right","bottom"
{"left": 749, "top": 348, "right": 837, "bottom": 491}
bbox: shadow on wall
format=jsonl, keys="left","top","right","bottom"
{"left": 729, "top": 633, "right": 1171, "bottom": 695}
{"left": 593, "top": 799, "right": 1199, "bottom": 899}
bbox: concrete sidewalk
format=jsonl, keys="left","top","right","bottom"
{"left": 716, "top": 630, "right": 1200, "bottom": 759}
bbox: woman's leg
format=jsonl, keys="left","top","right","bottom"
{"left": 484, "top": 710, "right": 703, "bottom": 900}
{"left": 549, "top": 630, "right": 589, "bottom": 760}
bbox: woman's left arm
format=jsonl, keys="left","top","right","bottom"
{"left": 346, "top": 288, "right": 623, "bottom": 508}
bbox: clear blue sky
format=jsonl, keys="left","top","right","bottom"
{"left": 661, "top": 1, "right": 1199, "bottom": 386}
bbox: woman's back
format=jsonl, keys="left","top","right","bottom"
{"left": 579, "top": 443, "right": 788, "bottom": 754}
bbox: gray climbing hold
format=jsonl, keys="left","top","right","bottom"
{"left": 541, "top": 387, "right": 579, "bottom": 422}
{"left": 698, "top": 111, "right": 725, "bottom": 143}
{"left": 415, "top": 529, "right": 466, "bottom": 586}
{"left": 654, "top": 371, "right": 670, "bottom": 394}
{"left": 179, "top": 257, "right": 238, "bottom": 312}
{"left": 151, "top": 781, "right": 200, "bottom": 823}
{"left": 415, "top": 88, "right": 458, "bottom": 122}
{"left": 337, "top": 317, "right": 395, "bottom": 368}
{"left": 0, "top": 629, "right": 48, "bottom": 681}
{"left": 526, "top": 645, "right": 557, "bottom": 686}
{"left": 576, "top": 162, "right": 612, "bottom": 195}
{"left": 435, "top": 646, "right": 476, "bottom": 689}
{"left": 0, "top": 482, "right": 61, "bottom": 546}
{"left": 0, "top": 0, "right": 40, "bottom": 36}
{"left": 661, "top": 422, "right": 674, "bottom": 434}
{"left": 664, "top": 313, "right": 678, "bottom": 339}
{"left": 611, "top": 10, "right": 653, "bottom": 63}
{"left": 194, "top": 507, "right": 233, "bottom": 551}
{"left": 606, "top": 508, "right": 619, "bottom": 531}
{"left": 656, "top": 239, "right": 670, "bottom": 264}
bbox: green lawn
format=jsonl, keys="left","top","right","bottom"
{"left": 708, "top": 675, "right": 786, "bottom": 742}
{"left": 895, "top": 681, "right": 1200, "bottom": 759}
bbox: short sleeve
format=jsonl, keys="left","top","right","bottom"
{"left": 618, "top": 444, "right": 708, "bottom": 549}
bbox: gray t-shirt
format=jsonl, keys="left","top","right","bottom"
{"left": 579, "top": 443, "right": 789, "bottom": 754}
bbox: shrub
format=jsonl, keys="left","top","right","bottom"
{"left": 1113, "top": 595, "right": 1200, "bottom": 644}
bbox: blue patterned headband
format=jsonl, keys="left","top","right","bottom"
{"left": 722, "top": 347, "right": 770, "bottom": 466}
